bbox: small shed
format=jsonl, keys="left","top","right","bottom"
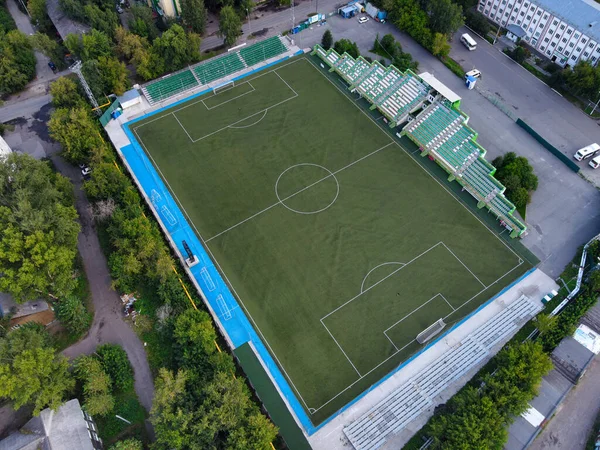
{"left": 506, "top": 24, "right": 527, "bottom": 42}
{"left": 118, "top": 88, "right": 142, "bottom": 109}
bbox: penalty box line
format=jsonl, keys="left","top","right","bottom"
{"left": 173, "top": 70, "right": 298, "bottom": 144}
{"left": 200, "top": 81, "right": 257, "bottom": 111}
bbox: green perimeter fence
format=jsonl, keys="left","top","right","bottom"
{"left": 234, "top": 343, "right": 312, "bottom": 450}
{"left": 307, "top": 54, "right": 539, "bottom": 265}
{"left": 516, "top": 118, "right": 580, "bottom": 173}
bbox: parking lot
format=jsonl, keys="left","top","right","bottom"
{"left": 290, "top": 16, "right": 600, "bottom": 277}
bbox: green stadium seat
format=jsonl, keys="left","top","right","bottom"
{"left": 144, "top": 69, "right": 199, "bottom": 104}
{"left": 193, "top": 53, "right": 245, "bottom": 85}
{"left": 240, "top": 36, "right": 287, "bottom": 67}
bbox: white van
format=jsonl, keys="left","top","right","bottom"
{"left": 460, "top": 33, "right": 477, "bottom": 51}
{"left": 590, "top": 155, "right": 600, "bottom": 169}
{"left": 574, "top": 143, "right": 600, "bottom": 161}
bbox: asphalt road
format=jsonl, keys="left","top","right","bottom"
{"left": 0, "top": 94, "right": 51, "bottom": 122}
{"left": 529, "top": 353, "right": 600, "bottom": 450}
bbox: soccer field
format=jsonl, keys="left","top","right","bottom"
{"left": 131, "top": 55, "right": 533, "bottom": 425}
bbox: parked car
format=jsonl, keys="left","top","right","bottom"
{"left": 358, "top": 16, "right": 369, "bottom": 24}
{"left": 116, "top": 5, "right": 124, "bottom": 13}
{"left": 48, "top": 61, "right": 57, "bottom": 73}
{"left": 81, "top": 166, "right": 92, "bottom": 178}
{"left": 465, "top": 69, "right": 481, "bottom": 79}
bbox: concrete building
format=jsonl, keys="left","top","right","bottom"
{"left": 0, "top": 399, "right": 103, "bottom": 450}
{"left": 148, "top": 0, "right": 180, "bottom": 18}
{"left": 0, "top": 136, "right": 11, "bottom": 159}
{"left": 478, "top": 0, "right": 600, "bottom": 67}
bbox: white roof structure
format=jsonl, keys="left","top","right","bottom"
{"left": 419, "top": 72, "right": 461, "bottom": 104}
{"left": 0, "top": 136, "right": 10, "bottom": 159}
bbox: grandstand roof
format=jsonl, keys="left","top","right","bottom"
{"left": 419, "top": 72, "right": 461, "bottom": 104}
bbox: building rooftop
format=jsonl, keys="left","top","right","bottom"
{"left": 506, "top": 23, "right": 527, "bottom": 38}
{"left": 418, "top": 72, "right": 461, "bottom": 103}
{"left": 45, "top": 0, "right": 90, "bottom": 39}
{"left": 535, "top": 0, "right": 600, "bottom": 43}
{"left": 0, "top": 399, "right": 98, "bottom": 450}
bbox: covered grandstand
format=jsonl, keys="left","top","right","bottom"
{"left": 142, "top": 36, "right": 290, "bottom": 105}
{"left": 312, "top": 44, "right": 527, "bottom": 238}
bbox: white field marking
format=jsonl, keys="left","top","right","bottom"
{"left": 321, "top": 242, "right": 443, "bottom": 322}
{"left": 360, "top": 261, "right": 406, "bottom": 293}
{"left": 310, "top": 245, "right": 524, "bottom": 415}
{"left": 133, "top": 126, "right": 316, "bottom": 413}
{"left": 228, "top": 109, "right": 268, "bottom": 129}
{"left": 205, "top": 141, "right": 394, "bottom": 243}
{"left": 133, "top": 58, "right": 306, "bottom": 132}
{"left": 274, "top": 70, "right": 299, "bottom": 97}
{"left": 441, "top": 242, "right": 486, "bottom": 288}
{"left": 385, "top": 332, "right": 399, "bottom": 351}
{"left": 201, "top": 81, "right": 256, "bottom": 110}
{"left": 439, "top": 293, "right": 455, "bottom": 312}
{"left": 172, "top": 113, "right": 194, "bottom": 142}
{"left": 275, "top": 163, "right": 340, "bottom": 215}
{"left": 383, "top": 293, "right": 446, "bottom": 335}
{"left": 322, "top": 321, "right": 362, "bottom": 377}
{"left": 305, "top": 57, "right": 530, "bottom": 268}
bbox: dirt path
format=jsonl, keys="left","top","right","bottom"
{"left": 54, "top": 156, "right": 155, "bottom": 412}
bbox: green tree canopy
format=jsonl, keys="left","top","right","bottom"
{"left": 0, "top": 154, "right": 80, "bottom": 302}
{"left": 425, "top": 0, "right": 463, "bottom": 36}
{"left": 48, "top": 107, "right": 106, "bottom": 163}
{"left": 492, "top": 152, "right": 538, "bottom": 211}
{"left": 74, "top": 355, "right": 115, "bottom": 416}
{"left": 129, "top": 5, "right": 159, "bottom": 41}
{"left": 96, "top": 344, "right": 134, "bottom": 392}
{"left": 321, "top": 29, "right": 333, "bottom": 50}
{"left": 28, "top": 0, "right": 52, "bottom": 32}
{"left": 218, "top": 5, "right": 242, "bottom": 47}
{"left": 55, "top": 295, "right": 92, "bottom": 336}
{"left": 151, "top": 24, "right": 201, "bottom": 73}
{"left": 0, "top": 29, "right": 36, "bottom": 96}
{"left": 49, "top": 77, "right": 85, "bottom": 109}
{"left": 334, "top": 39, "right": 360, "bottom": 58}
{"left": 109, "top": 439, "right": 143, "bottom": 450}
{"left": 0, "top": 324, "right": 74, "bottom": 414}
{"left": 180, "top": 0, "right": 207, "bottom": 34}
{"left": 565, "top": 60, "right": 600, "bottom": 99}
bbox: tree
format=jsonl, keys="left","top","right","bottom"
{"left": 465, "top": 10, "right": 490, "bottom": 37}
{"left": 0, "top": 325, "right": 74, "bottom": 414}
{"left": 180, "top": 0, "right": 207, "bottom": 34}
{"left": 218, "top": 5, "right": 241, "bottom": 47}
{"left": 50, "top": 77, "right": 85, "bottom": 109}
{"left": 48, "top": 107, "right": 106, "bottom": 163}
{"left": 388, "top": 0, "right": 432, "bottom": 49}
{"left": 129, "top": 5, "right": 159, "bottom": 41}
{"left": 0, "top": 29, "right": 36, "bottom": 96}
{"left": 334, "top": 39, "right": 360, "bottom": 58}
{"left": 81, "top": 29, "right": 113, "bottom": 61}
{"left": 96, "top": 344, "right": 134, "bottom": 392}
{"left": 0, "top": 154, "right": 80, "bottom": 302}
{"left": 588, "top": 270, "right": 600, "bottom": 292}
{"left": 425, "top": 0, "right": 463, "bottom": 36}
{"left": 431, "top": 32, "right": 450, "bottom": 57}
{"left": 84, "top": 161, "right": 131, "bottom": 202}
{"left": 227, "top": 412, "right": 278, "bottom": 450}
{"left": 97, "top": 56, "right": 129, "bottom": 96}
{"left": 566, "top": 60, "right": 600, "bottom": 99}
{"left": 151, "top": 369, "right": 191, "bottom": 450}
{"left": 55, "top": 295, "right": 92, "bottom": 336}
{"left": 28, "top": 0, "right": 52, "bottom": 32}
{"left": 492, "top": 152, "right": 538, "bottom": 211}
{"left": 321, "top": 29, "right": 333, "bottom": 50}
{"left": 30, "top": 32, "right": 64, "bottom": 68}
{"left": 151, "top": 24, "right": 201, "bottom": 72}
{"left": 74, "top": 355, "right": 115, "bottom": 416}
{"left": 109, "top": 439, "right": 143, "bottom": 450}
{"left": 534, "top": 313, "right": 557, "bottom": 336}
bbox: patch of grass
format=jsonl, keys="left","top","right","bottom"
{"left": 516, "top": 204, "right": 527, "bottom": 220}
{"left": 95, "top": 389, "right": 147, "bottom": 444}
{"left": 586, "top": 408, "right": 600, "bottom": 449}
{"left": 522, "top": 62, "right": 549, "bottom": 82}
{"left": 441, "top": 56, "right": 465, "bottom": 78}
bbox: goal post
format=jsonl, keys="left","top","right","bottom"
{"left": 213, "top": 80, "right": 235, "bottom": 95}
{"left": 416, "top": 319, "right": 446, "bottom": 344}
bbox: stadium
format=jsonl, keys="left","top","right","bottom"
{"left": 104, "top": 36, "right": 557, "bottom": 450}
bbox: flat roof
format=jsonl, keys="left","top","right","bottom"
{"left": 534, "top": 0, "right": 600, "bottom": 43}
{"left": 418, "top": 72, "right": 461, "bottom": 103}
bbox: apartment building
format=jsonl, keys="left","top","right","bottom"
{"left": 478, "top": 0, "right": 600, "bottom": 67}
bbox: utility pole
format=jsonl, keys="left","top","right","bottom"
{"left": 246, "top": 8, "right": 252, "bottom": 36}
{"left": 591, "top": 89, "right": 600, "bottom": 116}
{"left": 493, "top": 23, "right": 503, "bottom": 45}
{"left": 70, "top": 61, "right": 101, "bottom": 116}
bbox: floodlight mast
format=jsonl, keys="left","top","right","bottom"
{"left": 69, "top": 60, "right": 101, "bottom": 116}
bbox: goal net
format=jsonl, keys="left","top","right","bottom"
{"left": 416, "top": 319, "right": 446, "bottom": 344}
{"left": 213, "top": 80, "right": 235, "bottom": 95}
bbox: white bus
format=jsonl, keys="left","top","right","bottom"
{"left": 574, "top": 143, "right": 600, "bottom": 161}
{"left": 460, "top": 33, "right": 477, "bottom": 51}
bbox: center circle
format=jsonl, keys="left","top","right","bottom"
{"left": 275, "top": 163, "right": 340, "bottom": 215}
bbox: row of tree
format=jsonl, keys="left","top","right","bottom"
{"left": 427, "top": 342, "right": 552, "bottom": 448}
{"left": 549, "top": 60, "right": 600, "bottom": 104}
{"left": 0, "top": 25, "right": 36, "bottom": 97}
{"left": 46, "top": 77, "right": 279, "bottom": 447}
{"left": 383, "top": 0, "right": 463, "bottom": 55}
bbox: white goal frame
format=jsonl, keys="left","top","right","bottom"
{"left": 213, "top": 80, "right": 235, "bottom": 95}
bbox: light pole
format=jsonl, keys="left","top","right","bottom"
{"left": 591, "top": 89, "right": 600, "bottom": 116}
{"left": 246, "top": 8, "right": 252, "bottom": 36}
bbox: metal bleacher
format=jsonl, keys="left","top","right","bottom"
{"left": 312, "top": 45, "right": 428, "bottom": 125}
{"left": 403, "top": 100, "right": 527, "bottom": 238}
{"left": 343, "top": 295, "right": 542, "bottom": 450}
{"left": 142, "top": 36, "right": 290, "bottom": 105}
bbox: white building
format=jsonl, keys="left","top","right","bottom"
{"left": 148, "top": 0, "right": 181, "bottom": 18}
{"left": 478, "top": 0, "right": 600, "bottom": 67}
{"left": 0, "top": 135, "right": 11, "bottom": 160}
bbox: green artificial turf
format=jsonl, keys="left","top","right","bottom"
{"left": 132, "top": 55, "right": 532, "bottom": 425}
